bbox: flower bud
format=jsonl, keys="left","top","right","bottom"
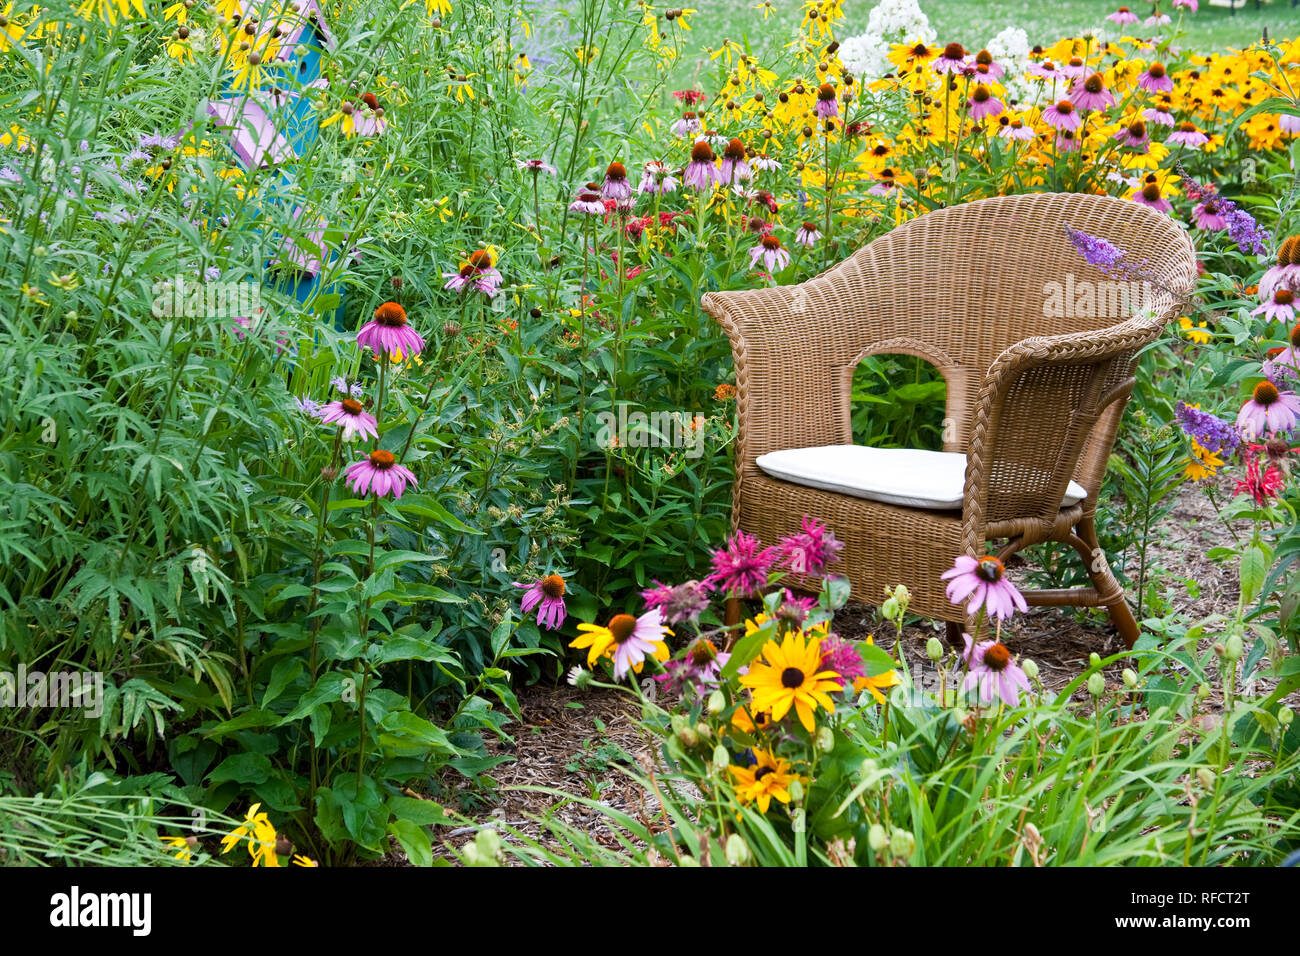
{"left": 1122, "top": 668, "right": 1138, "bottom": 689}
{"left": 1087, "top": 673, "right": 1106, "bottom": 698}
{"left": 1279, "top": 707, "right": 1295, "bottom": 728}
{"left": 694, "top": 721, "right": 713, "bottom": 741}
{"left": 566, "top": 666, "right": 592, "bottom": 689}
{"left": 1196, "top": 767, "right": 1216, "bottom": 791}
{"left": 1213, "top": 641, "right": 1226, "bottom": 658}
{"left": 274, "top": 834, "right": 293, "bottom": 857}
{"left": 713, "top": 744, "right": 729, "bottom": 769}
{"left": 926, "top": 636, "right": 943, "bottom": 662}
{"left": 1224, "top": 633, "right": 1243, "bottom": 661}
{"left": 889, "top": 828, "right": 915, "bottom": 860}
{"left": 725, "top": 834, "right": 750, "bottom": 866}
{"left": 320, "top": 465, "right": 338, "bottom": 481}
{"left": 816, "top": 725, "right": 834, "bottom": 753}
{"left": 868, "top": 823, "right": 888, "bottom": 852}
{"left": 1089, "top": 652, "right": 1102, "bottom": 669}
{"left": 1022, "top": 658, "right": 1039, "bottom": 681}
{"left": 881, "top": 597, "right": 898, "bottom": 620}
{"left": 1196, "top": 682, "right": 1211, "bottom": 702}
{"left": 788, "top": 779, "right": 804, "bottom": 802}
{"left": 678, "top": 853, "right": 699, "bottom": 866}
{"left": 707, "top": 689, "right": 725, "bottom": 714}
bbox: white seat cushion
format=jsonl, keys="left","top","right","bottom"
{"left": 755, "top": 445, "right": 1087, "bottom": 510}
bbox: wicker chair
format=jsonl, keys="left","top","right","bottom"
{"left": 701, "top": 192, "right": 1197, "bottom": 648}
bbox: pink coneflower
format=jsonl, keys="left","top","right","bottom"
{"left": 1281, "top": 114, "right": 1300, "bottom": 135}
{"left": 577, "top": 608, "right": 672, "bottom": 681}
{"left": 749, "top": 233, "right": 790, "bottom": 273}
{"left": 1138, "top": 62, "right": 1173, "bottom": 94}
{"left": 967, "top": 84, "right": 1004, "bottom": 121}
{"left": 442, "top": 249, "right": 503, "bottom": 297}
{"left": 1028, "top": 59, "right": 1063, "bottom": 80}
{"left": 1193, "top": 199, "right": 1229, "bottom": 230}
{"left": 775, "top": 590, "right": 819, "bottom": 627}
{"left": 318, "top": 397, "right": 379, "bottom": 442}
{"left": 515, "top": 574, "right": 568, "bottom": 631}
{"left": 752, "top": 154, "right": 782, "bottom": 172}
{"left": 1055, "top": 129, "right": 1082, "bottom": 152}
{"left": 1166, "top": 121, "right": 1208, "bottom": 147}
{"left": 1107, "top": 6, "right": 1139, "bottom": 24}
{"left": 684, "top": 140, "right": 719, "bottom": 191}
{"left": 569, "top": 186, "right": 606, "bottom": 215}
{"left": 641, "top": 578, "right": 712, "bottom": 625}
{"left": 1238, "top": 380, "right": 1300, "bottom": 438}
{"left": 705, "top": 528, "right": 778, "bottom": 596}
{"left": 602, "top": 161, "right": 633, "bottom": 204}
{"left": 1173, "top": 0, "right": 1197, "bottom": 9}
{"left": 1261, "top": 237, "right": 1300, "bottom": 300}
{"left": 1145, "top": 9, "right": 1172, "bottom": 26}
{"left": 655, "top": 638, "right": 730, "bottom": 697}
{"left": 1132, "top": 180, "right": 1172, "bottom": 213}
{"left": 971, "top": 49, "right": 1004, "bottom": 80}
{"left": 1251, "top": 289, "right": 1296, "bottom": 323}
{"left": 1113, "top": 119, "right": 1149, "bottom": 150}
{"left": 998, "top": 117, "right": 1035, "bottom": 141}
{"left": 517, "top": 158, "right": 558, "bottom": 175}
{"left": 671, "top": 111, "right": 702, "bottom": 138}
{"left": 1071, "top": 73, "right": 1116, "bottom": 111}
{"left": 941, "top": 555, "right": 1028, "bottom": 621}
{"left": 1234, "top": 452, "right": 1285, "bottom": 506}
{"left": 357, "top": 302, "right": 425, "bottom": 358}
{"left": 819, "top": 636, "right": 867, "bottom": 690}
{"left": 352, "top": 92, "right": 387, "bottom": 137}
{"left": 795, "top": 221, "right": 822, "bottom": 247}
{"left": 933, "top": 42, "right": 968, "bottom": 74}
{"left": 814, "top": 83, "right": 838, "bottom": 119}
{"left": 1042, "top": 99, "right": 1080, "bottom": 131}
{"left": 720, "top": 138, "right": 752, "bottom": 183}
{"left": 1143, "top": 103, "right": 1175, "bottom": 126}
{"left": 1061, "top": 56, "right": 1088, "bottom": 79}
{"left": 779, "top": 514, "right": 844, "bottom": 575}
{"left": 638, "top": 160, "right": 678, "bottom": 194}
{"left": 345, "top": 449, "right": 417, "bottom": 500}
{"left": 961, "top": 634, "right": 1031, "bottom": 707}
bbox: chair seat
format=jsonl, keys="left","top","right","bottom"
{"left": 755, "top": 445, "right": 1088, "bottom": 511}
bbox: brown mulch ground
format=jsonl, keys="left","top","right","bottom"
{"left": 424, "top": 479, "right": 1293, "bottom": 865}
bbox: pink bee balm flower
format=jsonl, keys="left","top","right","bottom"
{"left": 1237, "top": 380, "right": 1300, "bottom": 439}
{"left": 814, "top": 83, "right": 838, "bottom": 119}
{"left": 705, "top": 529, "right": 778, "bottom": 597}
{"left": 1234, "top": 451, "right": 1285, "bottom": 506}
{"left": 357, "top": 302, "right": 425, "bottom": 359}
{"left": 345, "top": 449, "right": 417, "bottom": 500}
{"left": 655, "top": 638, "right": 730, "bottom": 697}
{"left": 641, "top": 578, "right": 712, "bottom": 625}
{"left": 779, "top": 514, "right": 844, "bottom": 575}
{"left": 1107, "top": 6, "right": 1139, "bottom": 24}
{"left": 1166, "top": 121, "right": 1208, "bottom": 147}
{"left": 684, "top": 141, "right": 719, "bottom": 191}
{"left": 318, "top": 396, "right": 379, "bottom": 442}
{"left": 515, "top": 574, "right": 568, "bottom": 631}
{"left": 941, "top": 555, "right": 1028, "bottom": 621}
{"left": 794, "top": 221, "right": 822, "bottom": 247}
{"left": 1192, "top": 199, "right": 1229, "bottom": 231}
{"left": 1042, "top": 99, "right": 1079, "bottom": 131}
{"left": 819, "top": 635, "right": 866, "bottom": 689}
{"left": 967, "top": 84, "right": 1004, "bottom": 121}
{"left": 749, "top": 234, "right": 790, "bottom": 273}
{"left": 960, "top": 633, "right": 1031, "bottom": 707}
{"left": 1138, "top": 62, "right": 1173, "bottom": 94}
{"left": 1070, "top": 73, "right": 1116, "bottom": 112}
{"left": 1251, "top": 289, "right": 1296, "bottom": 324}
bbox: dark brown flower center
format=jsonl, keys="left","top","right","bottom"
{"left": 976, "top": 49, "right": 992, "bottom": 65}
{"left": 911, "top": 42, "right": 929, "bottom": 56}
{"left": 761, "top": 234, "right": 781, "bottom": 250}
{"left": 369, "top": 449, "right": 396, "bottom": 469}
{"left": 817, "top": 83, "right": 836, "bottom": 101}
{"left": 361, "top": 92, "right": 379, "bottom": 110}
{"left": 1290, "top": 322, "right": 1300, "bottom": 348}
{"left": 1055, "top": 99, "right": 1074, "bottom": 115}
{"left": 1127, "top": 121, "right": 1146, "bottom": 138}
{"left": 608, "top": 613, "right": 638, "bottom": 643}
{"left": 801, "top": 221, "right": 817, "bottom": 231}
{"left": 541, "top": 574, "right": 566, "bottom": 599}
{"left": 1254, "top": 381, "right": 1280, "bottom": 406}
{"left": 1068, "top": 57, "right": 1083, "bottom": 67}
{"left": 690, "top": 141, "right": 714, "bottom": 163}
{"left": 1280, "top": 235, "right": 1300, "bottom": 266}
{"left": 1204, "top": 200, "right": 1219, "bottom": 214}
{"left": 975, "top": 556, "right": 1005, "bottom": 582}
{"left": 982, "top": 643, "right": 1011, "bottom": 672}
{"left": 605, "top": 161, "right": 626, "bottom": 180}
{"left": 780, "top": 666, "right": 805, "bottom": 688}
{"left": 943, "top": 42, "right": 965, "bottom": 60}
{"left": 754, "top": 766, "right": 774, "bottom": 780}
{"left": 1148, "top": 62, "right": 1165, "bottom": 79}
{"left": 467, "top": 249, "right": 493, "bottom": 270}
{"left": 1083, "top": 73, "right": 1103, "bottom": 94}
{"left": 341, "top": 398, "right": 363, "bottom": 415}
{"left": 1141, "top": 183, "right": 1162, "bottom": 202}
{"left": 724, "top": 138, "right": 746, "bottom": 159}
{"left": 972, "top": 85, "right": 991, "bottom": 103}
{"left": 689, "top": 639, "right": 718, "bottom": 665}
{"left": 1276, "top": 289, "right": 1295, "bottom": 305}
{"left": 373, "top": 302, "right": 407, "bottom": 327}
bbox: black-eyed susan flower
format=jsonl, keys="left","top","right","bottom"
{"left": 570, "top": 609, "right": 671, "bottom": 680}
{"left": 728, "top": 748, "right": 803, "bottom": 813}
{"left": 739, "top": 630, "right": 840, "bottom": 732}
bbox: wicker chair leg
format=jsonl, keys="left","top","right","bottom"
{"left": 1071, "top": 517, "right": 1140, "bottom": 650}
{"left": 944, "top": 620, "right": 965, "bottom": 649}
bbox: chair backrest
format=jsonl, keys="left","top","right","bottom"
{"left": 960, "top": 313, "right": 1167, "bottom": 550}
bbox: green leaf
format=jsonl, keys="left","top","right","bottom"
{"left": 206, "top": 752, "right": 273, "bottom": 786}
{"left": 388, "top": 795, "right": 451, "bottom": 827}
{"left": 388, "top": 819, "right": 433, "bottom": 867}
{"left": 1240, "top": 543, "right": 1269, "bottom": 606}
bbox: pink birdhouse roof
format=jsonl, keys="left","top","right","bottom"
{"left": 206, "top": 95, "right": 297, "bottom": 170}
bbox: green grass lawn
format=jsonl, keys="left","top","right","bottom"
{"left": 694, "top": 0, "right": 1295, "bottom": 56}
